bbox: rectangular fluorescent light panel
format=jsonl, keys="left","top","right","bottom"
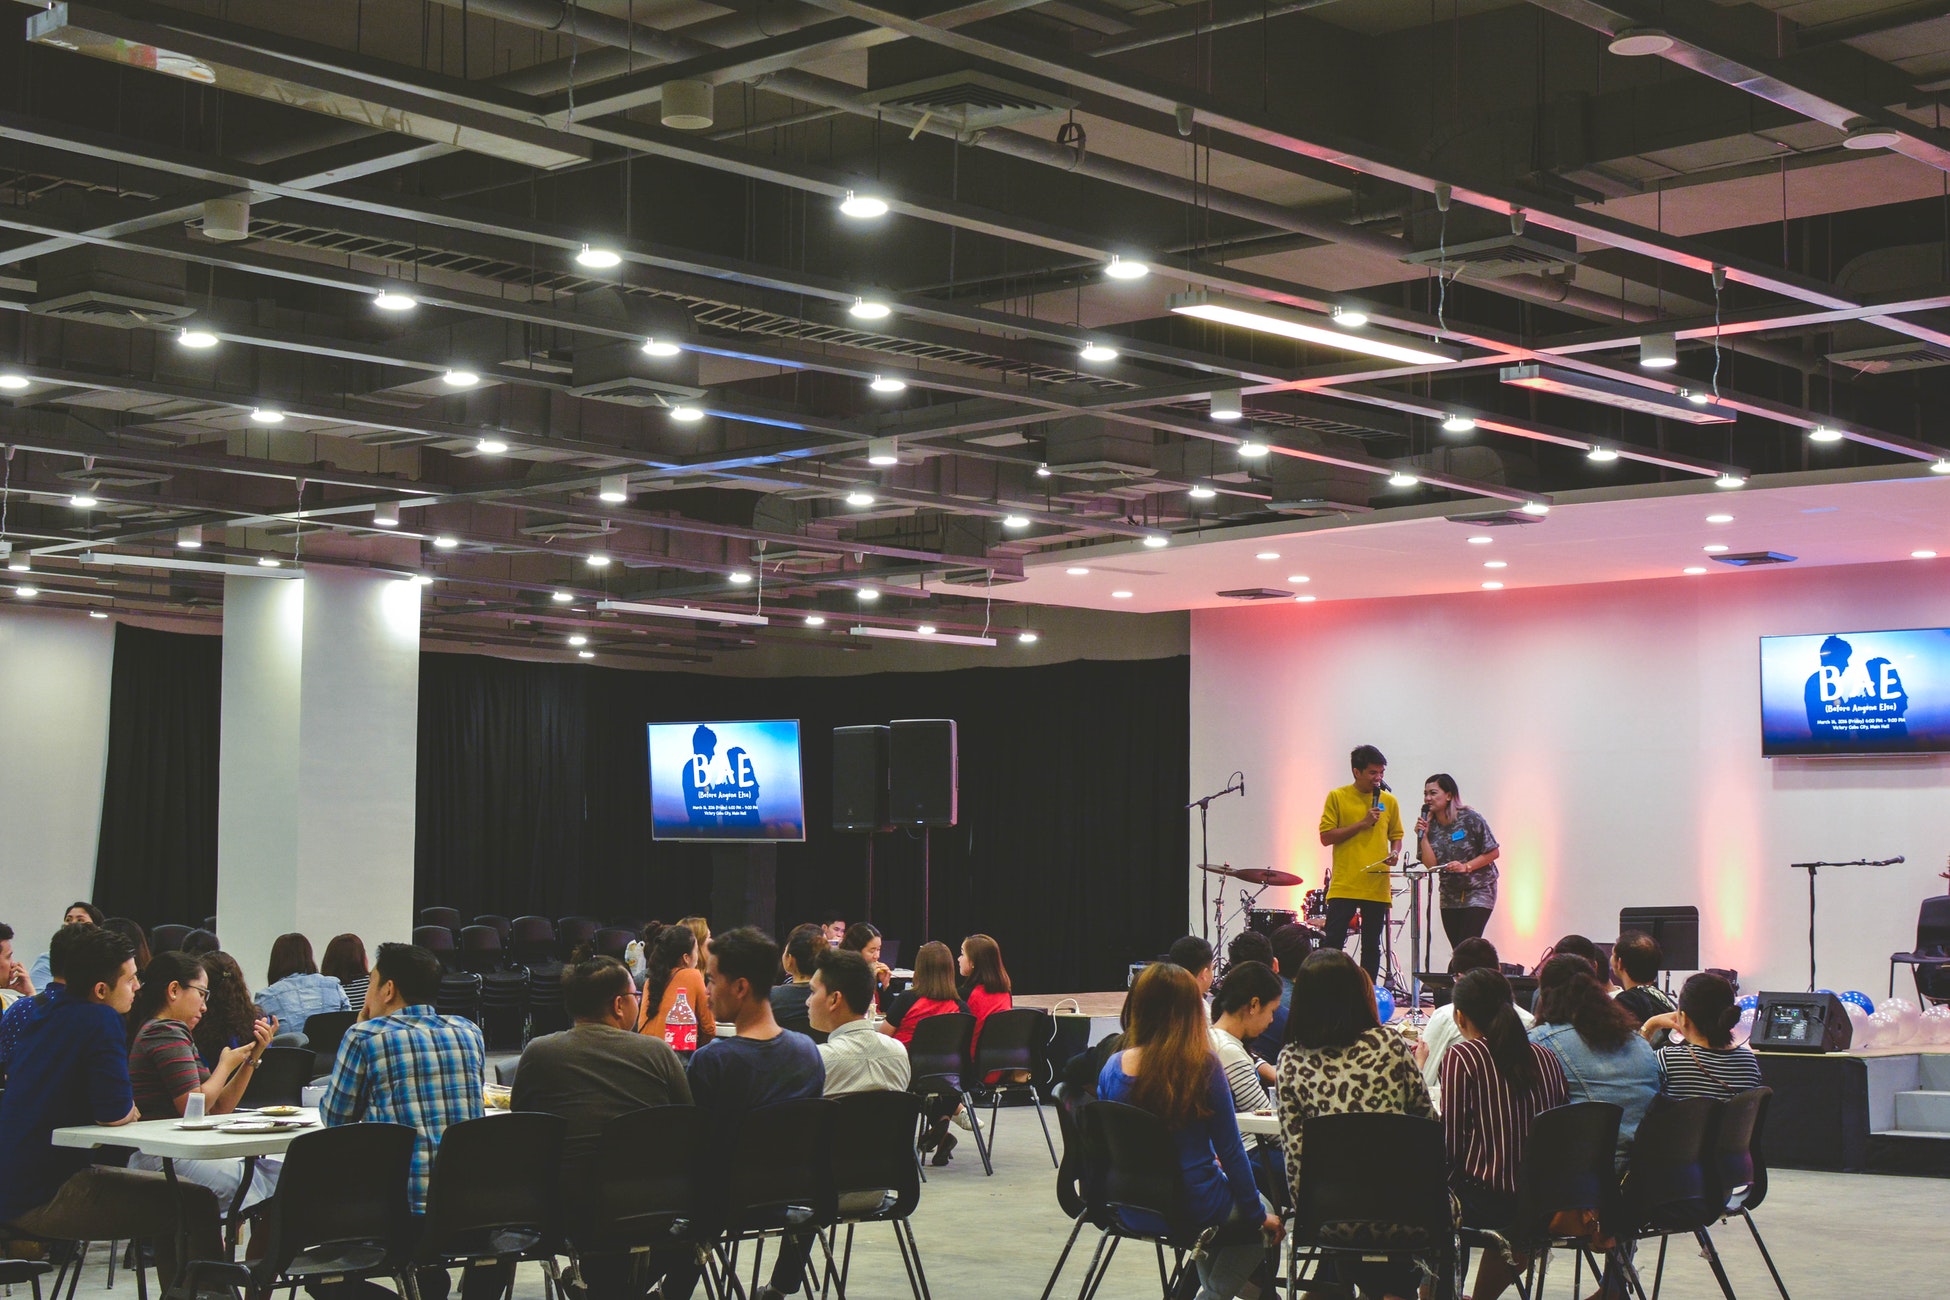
{"left": 849, "top": 625, "right": 997, "bottom": 647}
{"left": 76, "top": 551, "right": 301, "bottom": 578}
{"left": 595, "top": 599, "right": 770, "bottom": 626}
{"left": 1168, "top": 292, "right": 1461, "bottom": 365}
{"left": 1498, "top": 364, "right": 1736, "bottom": 424}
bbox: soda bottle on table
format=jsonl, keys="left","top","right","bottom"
{"left": 665, "top": 989, "right": 699, "bottom": 1054}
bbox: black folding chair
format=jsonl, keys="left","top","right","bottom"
{"left": 149, "top": 925, "right": 192, "bottom": 954}
{"left": 1617, "top": 1095, "right": 1728, "bottom": 1300}
{"left": 472, "top": 914, "right": 513, "bottom": 944}
{"left": 1038, "top": 1084, "right": 1103, "bottom": 1299}
{"left": 481, "top": 970, "right": 532, "bottom": 1050}
{"left": 436, "top": 972, "right": 484, "bottom": 1024}
{"left": 416, "top": 1114, "right": 567, "bottom": 1300}
{"left": 593, "top": 928, "right": 634, "bottom": 962}
{"left": 457, "top": 925, "right": 505, "bottom": 975}
{"left": 556, "top": 917, "right": 599, "bottom": 960}
{"left": 1706, "top": 1088, "right": 1790, "bottom": 1300}
{"left": 527, "top": 962, "right": 570, "bottom": 1038}
{"left": 1287, "top": 1112, "right": 1458, "bottom": 1300}
{"left": 0, "top": 1259, "right": 54, "bottom": 1300}
{"left": 509, "top": 916, "right": 557, "bottom": 966}
{"left": 301, "top": 1011, "right": 357, "bottom": 1076}
{"left": 824, "top": 1091, "right": 932, "bottom": 1300}
{"left": 1467, "top": 1101, "right": 1622, "bottom": 1300}
{"left": 240, "top": 1046, "right": 316, "bottom": 1108}
{"left": 413, "top": 926, "right": 458, "bottom": 966}
{"left": 1059, "top": 1101, "right": 1216, "bottom": 1300}
{"left": 1889, "top": 896, "right": 1950, "bottom": 1001}
{"left": 563, "top": 1106, "right": 727, "bottom": 1300}
{"left": 904, "top": 1013, "right": 992, "bottom": 1176}
{"left": 179, "top": 1123, "right": 419, "bottom": 1300}
{"left": 970, "top": 1008, "right": 1058, "bottom": 1168}
{"left": 716, "top": 1099, "right": 839, "bottom": 1300}
{"left": 419, "top": 907, "right": 463, "bottom": 933}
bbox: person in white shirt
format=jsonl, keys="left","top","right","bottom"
{"left": 1208, "top": 960, "right": 1280, "bottom": 1112}
{"left": 808, "top": 948, "right": 910, "bottom": 1095}
{"left": 1414, "top": 937, "right": 1532, "bottom": 1095}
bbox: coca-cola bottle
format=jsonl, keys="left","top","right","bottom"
{"left": 665, "top": 989, "right": 699, "bottom": 1054}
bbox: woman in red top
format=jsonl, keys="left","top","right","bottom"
{"left": 882, "top": 941, "right": 969, "bottom": 1163}
{"left": 958, "top": 933, "right": 1012, "bottom": 1055}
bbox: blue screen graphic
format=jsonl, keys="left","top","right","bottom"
{"left": 647, "top": 719, "right": 807, "bottom": 841}
{"left": 1759, "top": 628, "right": 1950, "bottom": 756}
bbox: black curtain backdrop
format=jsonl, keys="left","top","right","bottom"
{"left": 416, "top": 653, "right": 1190, "bottom": 993}
{"left": 93, "top": 624, "right": 223, "bottom": 926}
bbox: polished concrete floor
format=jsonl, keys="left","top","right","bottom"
{"left": 36, "top": 1108, "right": 1940, "bottom": 1300}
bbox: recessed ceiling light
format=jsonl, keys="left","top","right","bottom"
{"left": 1388, "top": 471, "right": 1420, "bottom": 488}
{"left": 1485, "top": 560, "right": 1507, "bottom": 569}
{"left": 917, "top": 624, "right": 937, "bottom": 636}
{"left": 89, "top": 609, "right": 108, "bottom": 619}
{"left": 15, "top": 585, "right": 37, "bottom": 598}
{"left": 728, "top": 571, "right": 753, "bottom": 585}
{"left": 69, "top": 491, "right": 99, "bottom": 508}
{"left": 177, "top": 525, "right": 202, "bottom": 549}
{"left": 669, "top": 404, "right": 705, "bottom": 422}
{"left": 476, "top": 438, "right": 509, "bottom": 454}
{"left": 1935, "top": 459, "right": 1950, "bottom": 474}
{"left": 839, "top": 190, "right": 889, "bottom": 219}
{"left": 1706, "top": 514, "right": 1734, "bottom": 523}
{"left": 1468, "top": 535, "right": 1493, "bottom": 545}
{"left": 1237, "top": 440, "right": 1269, "bottom": 457}
{"left": 1018, "top": 630, "right": 1039, "bottom": 644}
{"left": 641, "top": 338, "right": 682, "bottom": 358}
{"left": 443, "top": 370, "right": 480, "bottom": 388}
{"left": 257, "top": 556, "right": 281, "bottom": 568}
{"left": 249, "top": 407, "right": 285, "bottom": 425}
{"left": 1295, "top": 594, "right": 1316, "bottom": 603}
{"left": 848, "top": 296, "right": 891, "bottom": 320}
{"left": 598, "top": 475, "right": 629, "bottom": 503}
{"left": 1331, "top": 305, "right": 1369, "bottom": 329}
{"left": 578, "top": 649, "right": 595, "bottom": 659}
{"left": 846, "top": 491, "right": 876, "bottom": 507}
{"left": 805, "top": 614, "right": 827, "bottom": 627}
{"left": 1683, "top": 566, "right": 1708, "bottom": 575}
{"left": 856, "top": 588, "right": 879, "bottom": 602}
{"left": 1210, "top": 390, "right": 1243, "bottom": 421}
{"left": 1639, "top": 332, "right": 1678, "bottom": 369}
{"left": 1104, "top": 255, "right": 1149, "bottom": 280}
{"left": 433, "top": 535, "right": 459, "bottom": 549}
{"left": 587, "top": 553, "right": 611, "bottom": 568}
{"left": 1256, "top": 551, "right": 1280, "bottom": 560}
{"left": 1683, "top": 389, "right": 1712, "bottom": 406}
{"left": 1079, "top": 343, "right": 1119, "bottom": 363}
{"left": 1002, "top": 515, "right": 1030, "bottom": 528}
{"left": 1287, "top": 574, "right": 1310, "bottom": 584}
{"left": 1442, "top": 415, "right": 1476, "bottom": 434}
{"left": 1715, "top": 473, "right": 1747, "bottom": 489}
{"left": 1481, "top": 581, "right": 1504, "bottom": 590}
{"left": 1808, "top": 426, "right": 1843, "bottom": 443}
{"left": 372, "top": 288, "right": 416, "bottom": 312}
{"left": 869, "top": 376, "right": 907, "bottom": 393}
{"left": 373, "top": 503, "right": 400, "bottom": 527}
{"left": 575, "top": 244, "right": 622, "bottom": 269}
{"left": 1066, "top": 566, "right": 1090, "bottom": 576}
{"left": 0, "top": 373, "right": 29, "bottom": 390}
{"left": 1188, "top": 485, "right": 1217, "bottom": 500}
{"left": 552, "top": 590, "right": 574, "bottom": 603}
{"left": 867, "top": 437, "right": 899, "bottom": 466}
{"left": 1843, "top": 123, "right": 1905, "bottom": 151}
{"left": 1143, "top": 535, "right": 1169, "bottom": 548}
{"left": 1520, "top": 501, "right": 1551, "bottom": 515}
{"left": 1703, "top": 543, "right": 1729, "bottom": 553}
{"left": 1111, "top": 590, "right": 1134, "bottom": 599}
{"left": 1914, "top": 550, "right": 1939, "bottom": 559}
{"left": 567, "top": 634, "right": 589, "bottom": 647}
{"left": 1586, "top": 446, "right": 1619, "bottom": 462}
{"left": 1609, "top": 26, "right": 1674, "bottom": 56}
{"left": 177, "top": 327, "right": 219, "bottom": 349}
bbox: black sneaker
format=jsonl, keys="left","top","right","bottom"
{"left": 930, "top": 1131, "right": 958, "bottom": 1166}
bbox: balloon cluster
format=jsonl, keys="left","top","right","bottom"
{"left": 1375, "top": 986, "right": 1395, "bottom": 1025}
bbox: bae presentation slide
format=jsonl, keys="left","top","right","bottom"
{"left": 1759, "top": 628, "right": 1950, "bottom": 756}
{"left": 647, "top": 719, "right": 807, "bottom": 841}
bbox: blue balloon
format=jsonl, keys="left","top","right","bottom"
{"left": 1737, "top": 994, "right": 1759, "bottom": 1011}
{"left": 1840, "top": 991, "right": 1876, "bottom": 1014}
{"left": 1376, "top": 986, "right": 1395, "bottom": 1024}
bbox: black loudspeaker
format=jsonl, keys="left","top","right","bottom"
{"left": 1247, "top": 909, "right": 1297, "bottom": 937}
{"left": 889, "top": 718, "right": 958, "bottom": 827}
{"left": 832, "top": 725, "right": 892, "bottom": 832}
{"left": 1752, "top": 991, "right": 1853, "bottom": 1053}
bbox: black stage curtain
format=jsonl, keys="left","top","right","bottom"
{"left": 416, "top": 654, "right": 1189, "bottom": 993}
{"left": 93, "top": 625, "right": 223, "bottom": 926}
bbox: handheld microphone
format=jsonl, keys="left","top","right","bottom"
{"left": 1374, "top": 777, "right": 1388, "bottom": 812}
{"left": 1239, "top": 773, "right": 1246, "bottom": 798}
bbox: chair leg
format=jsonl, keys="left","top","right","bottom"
{"left": 1651, "top": 1235, "right": 1669, "bottom": 1300}
{"left": 1534, "top": 1246, "right": 1550, "bottom": 1300}
{"left": 898, "top": 1221, "right": 933, "bottom": 1300}
{"left": 1038, "top": 1214, "right": 1091, "bottom": 1300}
{"left": 1032, "top": 1095, "right": 1059, "bottom": 1169}
{"left": 106, "top": 1239, "right": 118, "bottom": 1290}
{"left": 1733, "top": 1212, "right": 1789, "bottom": 1300}
{"left": 960, "top": 1090, "right": 994, "bottom": 1176}
{"left": 1153, "top": 1242, "right": 1170, "bottom": 1298}
{"left": 1693, "top": 1230, "right": 1738, "bottom": 1300}
{"left": 1078, "top": 1235, "right": 1122, "bottom": 1300}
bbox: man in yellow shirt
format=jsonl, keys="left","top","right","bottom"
{"left": 1317, "top": 744, "right": 1403, "bottom": 979}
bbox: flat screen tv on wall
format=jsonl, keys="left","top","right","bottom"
{"left": 1759, "top": 628, "right": 1950, "bottom": 757}
{"left": 647, "top": 719, "right": 807, "bottom": 841}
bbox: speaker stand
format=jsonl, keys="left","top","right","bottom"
{"left": 920, "top": 828, "right": 931, "bottom": 943}
{"left": 864, "top": 833, "right": 876, "bottom": 927}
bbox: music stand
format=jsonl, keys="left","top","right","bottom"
{"left": 1618, "top": 906, "right": 1700, "bottom": 988}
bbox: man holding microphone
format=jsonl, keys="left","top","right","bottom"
{"left": 1318, "top": 744, "right": 1403, "bottom": 979}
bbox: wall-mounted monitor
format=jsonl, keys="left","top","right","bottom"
{"left": 647, "top": 720, "right": 806, "bottom": 841}
{"left": 1760, "top": 628, "right": 1950, "bottom": 757}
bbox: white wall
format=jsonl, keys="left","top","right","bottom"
{"left": 0, "top": 607, "right": 113, "bottom": 955}
{"left": 1191, "top": 559, "right": 1950, "bottom": 1000}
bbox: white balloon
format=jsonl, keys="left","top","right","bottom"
{"left": 1921, "top": 1005, "right": 1950, "bottom": 1046}
{"left": 1868, "top": 1010, "right": 1903, "bottom": 1049}
{"left": 1735, "top": 1008, "right": 1757, "bottom": 1046}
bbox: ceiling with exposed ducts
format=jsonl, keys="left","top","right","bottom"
{"left": 2, "top": 0, "right": 1950, "bottom": 661}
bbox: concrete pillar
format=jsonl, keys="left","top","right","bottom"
{"left": 216, "top": 568, "right": 420, "bottom": 994}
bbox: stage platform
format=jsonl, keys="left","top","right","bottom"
{"left": 1759, "top": 1047, "right": 1950, "bottom": 1178}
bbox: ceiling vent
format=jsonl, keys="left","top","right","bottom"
{"left": 860, "top": 72, "right": 1076, "bottom": 134}
{"left": 1401, "top": 208, "right": 1581, "bottom": 279}
{"left": 56, "top": 465, "right": 170, "bottom": 490}
{"left": 1450, "top": 509, "right": 1546, "bottom": 528}
{"left": 1827, "top": 341, "right": 1950, "bottom": 374}
{"left": 1713, "top": 551, "right": 1797, "bottom": 567}
{"left": 1042, "top": 417, "right": 1157, "bottom": 482}
{"left": 519, "top": 519, "right": 614, "bottom": 541}
{"left": 31, "top": 245, "right": 192, "bottom": 329}
{"left": 569, "top": 343, "right": 703, "bottom": 407}
{"left": 1217, "top": 587, "right": 1294, "bottom": 600}
{"left": 1266, "top": 497, "right": 1372, "bottom": 516}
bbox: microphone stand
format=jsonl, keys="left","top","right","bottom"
{"left": 1788, "top": 856, "right": 1905, "bottom": 991}
{"left": 1189, "top": 773, "right": 1245, "bottom": 943}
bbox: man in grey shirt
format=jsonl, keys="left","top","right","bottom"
{"left": 511, "top": 955, "right": 691, "bottom": 1299}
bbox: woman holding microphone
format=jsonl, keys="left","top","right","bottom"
{"left": 1415, "top": 773, "right": 1502, "bottom": 947}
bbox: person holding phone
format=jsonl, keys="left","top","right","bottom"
{"left": 1414, "top": 773, "right": 1502, "bottom": 947}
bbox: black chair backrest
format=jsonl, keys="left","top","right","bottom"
{"left": 575, "top": 1106, "right": 704, "bottom": 1248}
{"left": 1086, "top": 1100, "right": 1203, "bottom": 1244}
{"left": 607, "top": 918, "right": 646, "bottom": 936}
{"left": 972, "top": 1007, "right": 1052, "bottom": 1080}
{"left": 302, "top": 1011, "right": 358, "bottom": 1064}
{"left": 509, "top": 916, "right": 556, "bottom": 961}
{"left": 1713, "top": 1088, "right": 1771, "bottom": 1214}
{"left": 527, "top": 962, "right": 569, "bottom": 1037}
{"left": 459, "top": 925, "right": 503, "bottom": 953}
{"left": 1918, "top": 897, "right": 1950, "bottom": 955}
{"left": 906, "top": 1012, "right": 976, "bottom": 1092}
{"left": 473, "top": 915, "right": 513, "bottom": 942}
{"left": 150, "top": 924, "right": 192, "bottom": 954}
{"left": 593, "top": 928, "right": 633, "bottom": 960}
{"left": 1622, "top": 1095, "right": 1721, "bottom": 1235}
{"left": 420, "top": 1113, "right": 567, "bottom": 1260}
{"left": 420, "top": 907, "right": 463, "bottom": 932}
{"left": 437, "top": 972, "right": 484, "bottom": 1023}
{"left": 1511, "top": 1101, "right": 1622, "bottom": 1244}
{"left": 1052, "top": 1083, "right": 1091, "bottom": 1221}
{"left": 241, "top": 1046, "right": 317, "bottom": 1108}
{"left": 720, "top": 1098, "right": 837, "bottom": 1230}
{"left": 259, "top": 1123, "right": 417, "bottom": 1280}
{"left": 413, "top": 925, "right": 456, "bottom": 954}
{"left": 830, "top": 1090, "right": 923, "bottom": 1220}
{"left": 1293, "top": 1113, "right": 1452, "bottom": 1253}
{"left": 556, "top": 918, "right": 599, "bottom": 957}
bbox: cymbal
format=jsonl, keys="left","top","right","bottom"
{"left": 1197, "top": 863, "right": 1303, "bottom": 887}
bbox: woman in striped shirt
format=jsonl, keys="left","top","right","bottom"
{"left": 1441, "top": 968, "right": 1568, "bottom": 1300}
{"left": 1641, "top": 972, "right": 1763, "bottom": 1100}
{"left": 322, "top": 933, "right": 370, "bottom": 1014}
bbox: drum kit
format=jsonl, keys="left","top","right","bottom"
{"left": 1198, "top": 862, "right": 1310, "bottom": 960}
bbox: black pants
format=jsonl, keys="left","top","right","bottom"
{"left": 1442, "top": 905, "right": 1492, "bottom": 947}
{"left": 1323, "top": 898, "right": 1387, "bottom": 979}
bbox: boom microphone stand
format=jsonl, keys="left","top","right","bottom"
{"left": 1189, "top": 772, "right": 1246, "bottom": 942}
{"left": 1788, "top": 856, "right": 1904, "bottom": 991}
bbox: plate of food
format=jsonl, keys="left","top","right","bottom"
{"left": 218, "top": 1119, "right": 280, "bottom": 1133}
{"left": 176, "top": 1118, "right": 220, "bottom": 1130}
{"left": 259, "top": 1105, "right": 302, "bottom": 1117}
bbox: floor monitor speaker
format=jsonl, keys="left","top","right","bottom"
{"left": 832, "top": 725, "right": 892, "bottom": 832}
{"left": 1752, "top": 991, "right": 1853, "bottom": 1053}
{"left": 890, "top": 718, "right": 958, "bottom": 827}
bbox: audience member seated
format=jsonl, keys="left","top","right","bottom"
{"left": 1098, "top": 963, "right": 1279, "bottom": 1300}
{"left": 882, "top": 941, "right": 968, "bottom": 1163}
{"left": 820, "top": 912, "right": 847, "bottom": 948}
{"left": 1210, "top": 961, "right": 1279, "bottom": 1109}
{"left": 1225, "top": 932, "right": 1284, "bottom": 1060}
{"left": 1529, "top": 953, "right": 1659, "bottom": 1163}
{"left": 1415, "top": 937, "right": 1531, "bottom": 1094}
{"left": 958, "top": 933, "right": 1013, "bottom": 1057}
{"left": 771, "top": 924, "right": 829, "bottom": 1044}
{"left": 662, "top": 927, "right": 825, "bottom": 1300}
{"left": 191, "top": 952, "right": 257, "bottom": 1070}
{"left": 808, "top": 949, "right": 910, "bottom": 1095}
{"left": 0, "top": 922, "right": 29, "bottom": 1011}
{"left": 1548, "top": 934, "right": 1614, "bottom": 995}
{"left": 840, "top": 923, "right": 892, "bottom": 993}
{"left": 1610, "top": 931, "right": 1676, "bottom": 1027}
{"left": 321, "top": 933, "right": 371, "bottom": 1013}
{"left": 1442, "top": 969, "right": 1569, "bottom": 1300}
{"left": 0, "top": 926, "right": 222, "bottom": 1283}
{"left": 1167, "top": 935, "right": 1216, "bottom": 997}
{"left": 636, "top": 921, "right": 716, "bottom": 1053}
{"left": 512, "top": 954, "right": 691, "bottom": 1300}
{"left": 126, "top": 951, "right": 280, "bottom": 1209}
{"left": 181, "top": 929, "right": 222, "bottom": 958}
{"left": 255, "top": 932, "right": 352, "bottom": 1028}
{"left": 2, "top": 924, "right": 91, "bottom": 1082}
{"left": 26, "top": 902, "right": 102, "bottom": 992}
{"left": 1644, "top": 972, "right": 1762, "bottom": 1099}
{"left": 1275, "top": 949, "right": 1434, "bottom": 1300}
{"left": 102, "top": 920, "right": 152, "bottom": 976}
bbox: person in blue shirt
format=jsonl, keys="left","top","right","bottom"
{"left": 254, "top": 932, "right": 351, "bottom": 1032}
{"left": 1099, "top": 962, "right": 1280, "bottom": 1300}
{"left": 1, "top": 922, "right": 94, "bottom": 1082}
{"left": 0, "top": 925, "right": 220, "bottom": 1285}
{"left": 26, "top": 902, "right": 102, "bottom": 993}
